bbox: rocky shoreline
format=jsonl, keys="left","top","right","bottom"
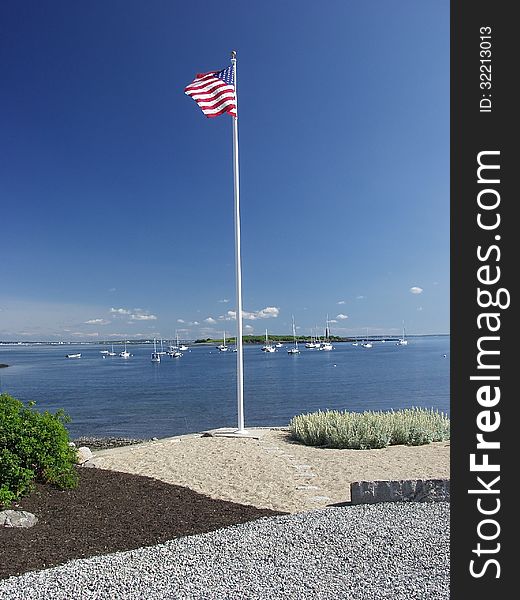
{"left": 71, "top": 437, "right": 150, "bottom": 450}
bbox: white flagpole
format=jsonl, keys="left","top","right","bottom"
{"left": 231, "top": 50, "right": 247, "bottom": 434}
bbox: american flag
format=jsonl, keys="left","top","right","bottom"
{"left": 184, "top": 65, "right": 237, "bottom": 118}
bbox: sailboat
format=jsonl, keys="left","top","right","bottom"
{"left": 217, "top": 331, "right": 229, "bottom": 352}
{"left": 261, "top": 329, "right": 276, "bottom": 352}
{"left": 305, "top": 327, "right": 320, "bottom": 349}
{"left": 319, "top": 317, "right": 334, "bottom": 351}
{"left": 151, "top": 338, "right": 161, "bottom": 363}
{"left": 107, "top": 344, "right": 116, "bottom": 356}
{"left": 119, "top": 342, "right": 131, "bottom": 358}
{"left": 361, "top": 328, "right": 373, "bottom": 348}
{"left": 287, "top": 316, "right": 300, "bottom": 354}
{"left": 168, "top": 333, "right": 184, "bottom": 357}
{"left": 396, "top": 322, "right": 408, "bottom": 346}
{"left": 158, "top": 337, "right": 167, "bottom": 355}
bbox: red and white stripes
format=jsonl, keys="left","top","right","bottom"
{"left": 184, "top": 71, "right": 237, "bottom": 118}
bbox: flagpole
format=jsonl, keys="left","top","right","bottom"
{"left": 231, "top": 50, "right": 247, "bottom": 434}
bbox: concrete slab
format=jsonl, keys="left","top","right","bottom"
{"left": 201, "top": 427, "right": 263, "bottom": 439}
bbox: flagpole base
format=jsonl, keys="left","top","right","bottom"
{"left": 233, "top": 428, "right": 250, "bottom": 436}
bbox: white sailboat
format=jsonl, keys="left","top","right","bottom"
{"left": 119, "top": 342, "right": 131, "bottom": 358}
{"left": 396, "top": 322, "right": 408, "bottom": 346}
{"left": 107, "top": 344, "right": 116, "bottom": 356}
{"left": 151, "top": 338, "right": 161, "bottom": 363}
{"left": 261, "top": 329, "right": 276, "bottom": 352}
{"left": 217, "top": 331, "right": 229, "bottom": 352}
{"left": 305, "top": 327, "right": 320, "bottom": 349}
{"left": 168, "top": 332, "right": 188, "bottom": 358}
{"left": 157, "top": 337, "right": 167, "bottom": 355}
{"left": 361, "top": 328, "right": 373, "bottom": 348}
{"left": 319, "top": 317, "right": 334, "bottom": 351}
{"left": 287, "top": 316, "right": 300, "bottom": 354}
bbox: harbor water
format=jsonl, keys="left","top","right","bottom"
{"left": 0, "top": 336, "right": 450, "bottom": 439}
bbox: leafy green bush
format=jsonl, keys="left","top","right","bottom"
{"left": 289, "top": 407, "right": 450, "bottom": 450}
{"left": 0, "top": 393, "right": 78, "bottom": 507}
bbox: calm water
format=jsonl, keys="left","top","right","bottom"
{"left": 0, "top": 337, "right": 449, "bottom": 439}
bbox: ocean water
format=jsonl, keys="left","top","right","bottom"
{"left": 0, "top": 336, "right": 450, "bottom": 439}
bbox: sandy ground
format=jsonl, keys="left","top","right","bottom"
{"left": 88, "top": 428, "right": 450, "bottom": 513}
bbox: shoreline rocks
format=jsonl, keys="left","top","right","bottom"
{"left": 71, "top": 437, "right": 149, "bottom": 451}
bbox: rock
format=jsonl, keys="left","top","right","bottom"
{"left": 1, "top": 510, "right": 38, "bottom": 528}
{"left": 76, "top": 446, "right": 93, "bottom": 465}
{"left": 350, "top": 479, "right": 450, "bottom": 505}
{"left": 68, "top": 441, "right": 76, "bottom": 448}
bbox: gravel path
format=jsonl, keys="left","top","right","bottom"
{"left": 0, "top": 502, "right": 449, "bottom": 599}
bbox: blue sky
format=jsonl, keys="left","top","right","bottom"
{"left": 1, "top": 0, "right": 449, "bottom": 341}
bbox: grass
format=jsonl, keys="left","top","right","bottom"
{"left": 289, "top": 407, "right": 450, "bottom": 449}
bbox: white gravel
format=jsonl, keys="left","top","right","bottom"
{"left": 0, "top": 502, "right": 449, "bottom": 599}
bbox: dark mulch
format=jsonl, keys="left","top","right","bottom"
{"left": 0, "top": 467, "right": 285, "bottom": 580}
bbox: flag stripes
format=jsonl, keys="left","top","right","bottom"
{"left": 184, "top": 68, "right": 237, "bottom": 118}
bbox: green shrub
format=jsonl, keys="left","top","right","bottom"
{"left": 289, "top": 407, "right": 450, "bottom": 450}
{"left": 0, "top": 393, "right": 78, "bottom": 508}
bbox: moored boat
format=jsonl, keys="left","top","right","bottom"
{"left": 287, "top": 316, "right": 300, "bottom": 355}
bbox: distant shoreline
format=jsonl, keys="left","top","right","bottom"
{"left": 0, "top": 334, "right": 451, "bottom": 346}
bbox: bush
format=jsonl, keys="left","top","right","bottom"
{"left": 289, "top": 407, "right": 450, "bottom": 450}
{"left": 0, "top": 393, "right": 78, "bottom": 507}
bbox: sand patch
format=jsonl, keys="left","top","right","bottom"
{"left": 89, "top": 428, "right": 450, "bottom": 513}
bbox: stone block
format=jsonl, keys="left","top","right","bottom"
{"left": 350, "top": 479, "right": 450, "bottom": 504}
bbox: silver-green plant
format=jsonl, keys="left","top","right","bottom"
{"left": 289, "top": 407, "right": 450, "bottom": 449}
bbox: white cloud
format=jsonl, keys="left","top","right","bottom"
{"left": 410, "top": 286, "right": 423, "bottom": 295}
{"left": 356, "top": 295, "right": 365, "bottom": 300}
{"left": 336, "top": 314, "right": 349, "bottom": 320}
{"left": 130, "top": 313, "right": 157, "bottom": 321}
{"left": 108, "top": 287, "right": 116, "bottom": 293}
{"left": 72, "top": 331, "right": 99, "bottom": 337}
{"left": 177, "top": 319, "right": 185, "bottom": 323}
{"left": 204, "top": 317, "right": 216, "bottom": 324}
{"left": 337, "top": 300, "right": 346, "bottom": 305}
{"left": 111, "top": 307, "right": 157, "bottom": 321}
{"left": 224, "top": 306, "right": 280, "bottom": 321}
{"left": 218, "top": 299, "right": 230, "bottom": 303}
{"left": 85, "top": 318, "right": 110, "bottom": 325}
{"left": 329, "top": 319, "right": 338, "bottom": 324}
{"left": 190, "top": 321, "right": 200, "bottom": 326}
{"left": 417, "top": 306, "right": 424, "bottom": 311}
{"left": 110, "top": 307, "right": 131, "bottom": 315}
{"left": 256, "top": 306, "right": 280, "bottom": 318}
{"left": 244, "top": 324, "right": 254, "bottom": 331}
